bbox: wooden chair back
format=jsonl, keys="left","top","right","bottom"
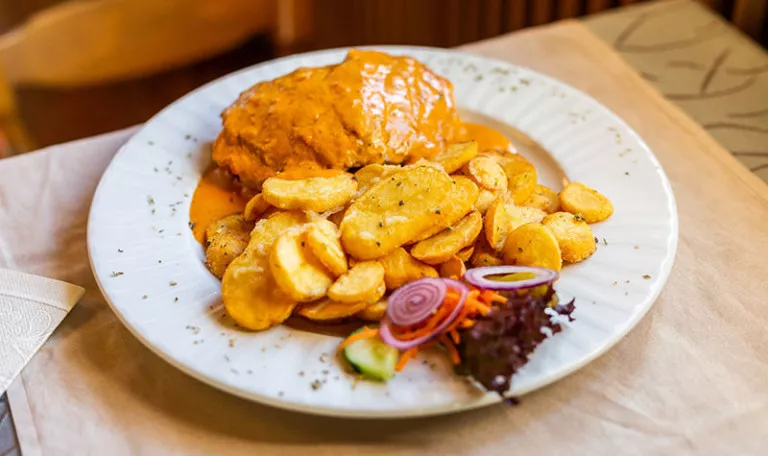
{"left": 0, "top": 0, "right": 280, "bottom": 152}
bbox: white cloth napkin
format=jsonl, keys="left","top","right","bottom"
{"left": 0, "top": 269, "right": 84, "bottom": 394}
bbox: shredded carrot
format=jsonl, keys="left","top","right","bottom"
{"left": 470, "top": 301, "right": 492, "bottom": 316}
{"left": 460, "top": 319, "right": 476, "bottom": 328}
{"left": 336, "top": 326, "right": 378, "bottom": 354}
{"left": 395, "top": 347, "right": 418, "bottom": 372}
{"left": 480, "top": 289, "right": 507, "bottom": 304}
{"left": 439, "top": 334, "right": 461, "bottom": 365}
{"left": 449, "top": 329, "right": 460, "bottom": 344}
{"left": 443, "top": 303, "right": 473, "bottom": 333}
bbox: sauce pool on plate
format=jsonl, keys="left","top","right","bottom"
{"left": 189, "top": 168, "right": 248, "bottom": 243}
{"left": 462, "top": 123, "right": 513, "bottom": 153}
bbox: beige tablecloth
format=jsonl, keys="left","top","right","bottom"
{"left": 1, "top": 21, "right": 767, "bottom": 455}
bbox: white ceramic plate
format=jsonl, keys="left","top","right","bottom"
{"left": 88, "top": 46, "right": 677, "bottom": 418}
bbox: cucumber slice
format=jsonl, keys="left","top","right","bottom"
{"left": 343, "top": 328, "right": 399, "bottom": 381}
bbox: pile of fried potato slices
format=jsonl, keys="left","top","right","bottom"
{"left": 204, "top": 141, "right": 614, "bottom": 331}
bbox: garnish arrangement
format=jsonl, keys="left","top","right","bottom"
{"left": 337, "top": 266, "right": 574, "bottom": 393}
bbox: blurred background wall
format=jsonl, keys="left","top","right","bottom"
{"left": 306, "top": 0, "right": 767, "bottom": 50}
{"left": 0, "top": 0, "right": 765, "bottom": 154}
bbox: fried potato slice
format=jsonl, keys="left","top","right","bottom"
{"left": 503, "top": 155, "right": 537, "bottom": 204}
{"left": 474, "top": 188, "right": 498, "bottom": 214}
{"left": 457, "top": 245, "right": 474, "bottom": 262}
{"left": 412, "top": 211, "right": 483, "bottom": 265}
{"left": 484, "top": 198, "right": 547, "bottom": 251}
{"left": 483, "top": 198, "right": 509, "bottom": 251}
{"left": 243, "top": 194, "right": 271, "bottom": 221}
{"left": 502, "top": 222, "right": 562, "bottom": 271}
{"left": 262, "top": 171, "right": 358, "bottom": 213}
{"left": 439, "top": 255, "right": 467, "bottom": 279}
{"left": 559, "top": 182, "right": 614, "bottom": 223}
{"left": 204, "top": 215, "right": 254, "bottom": 279}
{"left": 522, "top": 185, "right": 560, "bottom": 214}
{"left": 471, "top": 252, "right": 503, "bottom": 267}
{"left": 463, "top": 156, "right": 508, "bottom": 192}
{"left": 470, "top": 236, "right": 504, "bottom": 267}
{"left": 305, "top": 219, "right": 348, "bottom": 277}
{"left": 354, "top": 164, "right": 402, "bottom": 196}
{"left": 328, "top": 261, "right": 386, "bottom": 303}
{"left": 379, "top": 247, "right": 438, "bottom": 290}
{"left": 433, "top": 141, "right": 479, "bottom": 173}
{"left": 357, "top": 298, "right": 388, "bottom": 321}
{"left": 221, "top": 211, "right": 306, "bottom": 330}
{"left": 341, "top": 165, "right": 458, "bottom": 259}
{"left": 296, "top": 298, "right": 370, "bottom": 321}
{"left": 542, "top": 212, "right": 596, "bottom": 263}
{"left": 270, "top": 226, "right": 333, "bottom": 302}
{"left": 481, "top": 151, "right": 537, "bottom": 204}
{"left": 410, "top": 175, "right": 480, "bottom": 242}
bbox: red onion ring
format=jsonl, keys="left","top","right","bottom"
{"left": 386, "top": 277, "right": 447, "bottom": 326}
{"left": 464, "top": 266, "right": 558, "bottom": 290}
{"left": 379, "top": 279, "right": 469, "bottom": 350}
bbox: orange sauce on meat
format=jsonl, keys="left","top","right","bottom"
{"left": 213, "top": 50, "right": 465, "bottom": 189}
{"left": 189, "top": 123, "right": 511, "bottom": 244}
{"left": 189, "top": 168, "right": 248, "bottom": 243}
{"left": 462, "top": 122, "right": 513, "bottom": 152}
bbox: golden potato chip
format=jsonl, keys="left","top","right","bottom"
{"left": 522, "top": 185, "right": 560, "bottom": 214}
{"left": 542, "top": 212, "right": 596, "bottom": 263}
{"left": 471, "top": 252, "right": 503, "bottom": 267}
{"left": 463, "top": 156, "right": 508, "bottom": 192}
{"left": 449, "top": 176, "right": 481, "bottom": 212}
{"left": 457, "top": 245, "right": 474, "bottom": 262}
{"left": 204, "top": 214, "right": 253, "bottom": 279}
{"left": 305, "top": 219, "right": 348, "bottom": 277}
{"left": 482, "top": 198, "right": 508, "bottom": 251}
{"left": 439, "top": 255, "right": 467, "bottom": 279}
{"left": 503, "top": 156, "right": 537, "bottom": 204}
{"left": 433, "top": 141, "right": 479, "bottom": 173}
{"left": 502, "top": 222, "right": 562, "bottom": 271}
{"left": 340, "top": 165, "right": 457, "bottom": 259}
{"left": 243, "top": 194, "right": 271, "bottom": 221}
{"left": 262, "top": 171, "right": 358, "bottom": 213}
{"left": 484, "top": 199, "right": 547, "bottom": 250}
{"left": 410, "top": 175, "right": 480, "bottom": 242}
{"left": 481, "top": 151, "right": 537, "bottom": 204}
{"left": 221, "top": 211, "right": 306, "bottom": 330}
{"left": 296, "top": 298, "right": 370, "bottom": 321}
{"left": 379, "top": 247, "right": 438, "bottom": 290}
{"left": 328, "top": 260, "right": 386, "bottom": 303}
{"left": 354, "top": 164, "right": 402, "bottom": 196}
{"left": 474, "top": 188, "right": 498, "bottom": 214}
{"left": 511, "top": 205, "right": 547, "bottom": 226}
{"left": 357, "top": 299, "right": 387, "bottom": 321}
{"left": 270, "top": 227, "right": 333, "bottom": 302}
{"left": 411, "top": 211, "right": 483, "bottom": 265}
{"left": 470, "top": 236, "right": 504, "bottom": 267}
{"left": 559, "top": 182, "right": 614, "bottom": 223}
